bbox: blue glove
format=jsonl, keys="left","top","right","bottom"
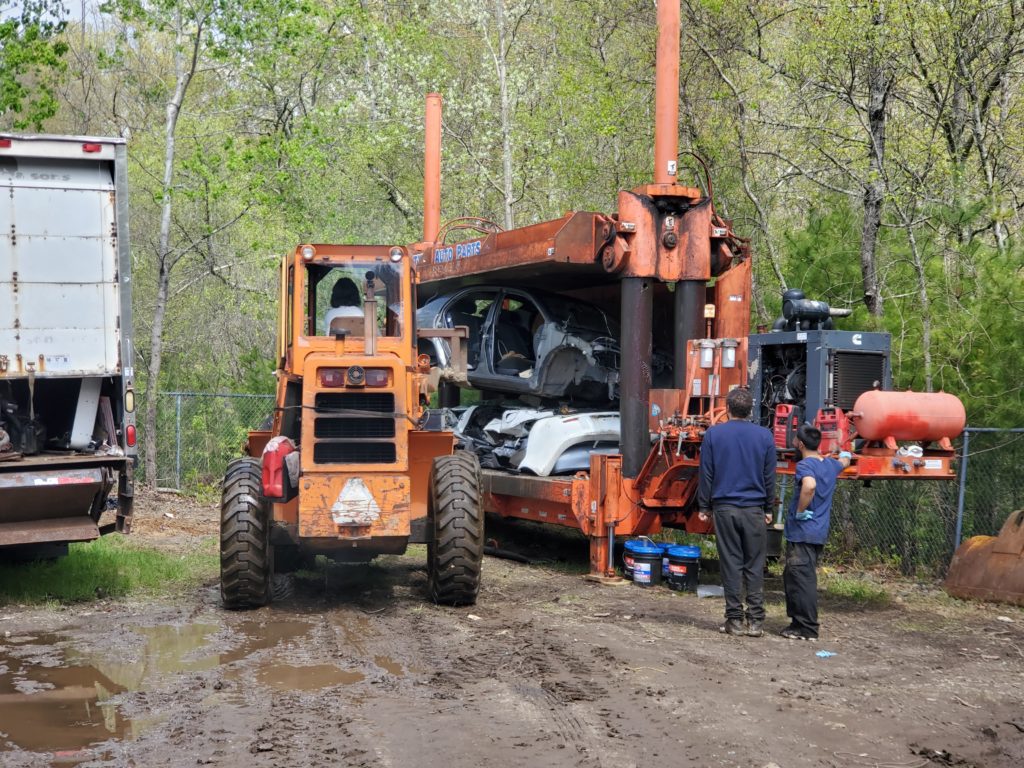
{"left": 838, "top": 451, "right": 853, "bottom": 461}
{"left": 795, "top": 508, "right": 815, "bottom": 521}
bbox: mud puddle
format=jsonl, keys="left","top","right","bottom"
{"left": 0, "top": 617, "right": 339, "bottom": 759}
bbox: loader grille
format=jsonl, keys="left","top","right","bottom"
{"left": 314, "top": 392, "right": 395, "bottom": 413}
{"left": 314, "top": 442, "right": 397, "bottom": 464}
{"left": 314, "top": 417, "right": 396, "bottom": 439}
{"left": 832, "top": 352, "right": 886, "bottom": 410}
{"left": 312, "top": 392, "right": 398, "bottom": 464}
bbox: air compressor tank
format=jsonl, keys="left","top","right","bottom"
{"left": 850, "top": 390, "right": 966, "bottom": 443}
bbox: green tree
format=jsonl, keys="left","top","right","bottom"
{"left": 0, "top": 1, "right": 68, "bottom": 129}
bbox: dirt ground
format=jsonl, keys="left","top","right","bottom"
{"left": 1, "top": 493, "right": 1023, "bottom": 768}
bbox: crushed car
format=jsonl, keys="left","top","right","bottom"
{"left": 417, "top": 285, "right": 668, "bottom": 403}
{"left": 430, "top": 403, "right": 620, "bottom": 477}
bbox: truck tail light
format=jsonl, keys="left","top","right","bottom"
{"left": 0, "top": 139, "right": 11, "bottom": 149}
{"left": 82, "top": 143, "right": 102, "bottom": 153}
{"left": 364, "top": 368, "right": 389, "bottom": 387}
{"left": 126, "top": 424, "right": 137, "bottom": 447}
{"left": 124, "top": 388, "right": 135, "bottom": 413}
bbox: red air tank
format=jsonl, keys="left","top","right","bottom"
{"left": 850, "top": 390, "right": 966, "bottom": 443}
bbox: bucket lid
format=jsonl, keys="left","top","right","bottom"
{"left": 629, "top": 544, "right": 663, "bottom": 556}
{"left": 624, "top": 538, "right": 658, "bottom": 552}
{"left": 667, "top": 545, "right": 702, "bottom": 558}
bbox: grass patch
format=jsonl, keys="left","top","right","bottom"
{"left": 0, "top": 535, "right": 217, "bottom": 605}
{"left": 822, "top": 573, "right": 891, "bottom": 606}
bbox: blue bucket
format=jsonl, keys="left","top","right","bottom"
{"left": 622, "top": 539, "right": 649, "bottom": 580}
{"left": 630, "top": 544, "right": 664, "bottom": 587}
{"left": 666, "top": 545, "right": 701, "bottom": 592}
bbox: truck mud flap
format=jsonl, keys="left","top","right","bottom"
{"left": 0, "top": 466, "right": 112, "bottom": 547}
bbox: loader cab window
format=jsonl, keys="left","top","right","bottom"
{"left": 305, "top": 262, "right": 403, "bottom": 339}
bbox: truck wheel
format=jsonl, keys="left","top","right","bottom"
{"left": 220, "top": 457, "right": 272, "bottom": 609}
{"left": 428, "top": 452, "right": 484, "bottom": 606}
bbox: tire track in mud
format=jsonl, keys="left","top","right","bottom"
{"left": 392, "top": 604, "right": 644, "bottom": 766}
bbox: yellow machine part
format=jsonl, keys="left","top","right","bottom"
{"left": 944, "top": 509, "right": 1024, "bottom": 607}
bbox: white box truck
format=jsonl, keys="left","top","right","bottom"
{"left": 0, "top": 134, "right": 136, "bottom": 557}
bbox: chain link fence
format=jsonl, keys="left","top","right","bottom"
{"left": 822, "top": 428, "right": 1023, "bottom": 575}
{"left": 148, "top": 392, "right": 275, "bottom": 490}
{"left": 143, "top": 394, "right": 1021, "bottom": 574}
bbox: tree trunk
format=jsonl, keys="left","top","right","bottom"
{"left": 142, "top": 9, "right": 200, "bottom": 489}
{"left": 860, "top": 56, "right": 888, "bottom": 317}
{"left": 905, "top": 221, "right": 934, "bottom": 392}
{"left": 494, "top": 0, "right": 515, "bottom": 230}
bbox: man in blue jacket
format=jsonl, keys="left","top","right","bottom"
{"left": 698, "top": 387, "right": 776, "bottom": 638}
{"left": 781, "top": 423, "right": 852, "bottom": 640}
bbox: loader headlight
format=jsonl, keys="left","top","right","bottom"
{"left": 300, "top": 244, "right": 316, "bottom": 260}
{"left": 389, "top": 247, "right": 404, "bottom": 262}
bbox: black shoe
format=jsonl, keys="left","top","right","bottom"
{"left": 719, "top": 618, "right": 745, "bottom": 636}
{"left": 780, "top": 626, "right": 815, "bottom": 640}
{"left": 746, "top": 620, "right": 764, "bottom": 637}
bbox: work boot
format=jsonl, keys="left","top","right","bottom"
{"left": 780, "top": 626, "right": 814, "bottom": 641}
{"left": 746, "top": 620, "right": 764, "bottom": 637}
{"left": 719, "top": 618, "right": 745, "bottom": 636}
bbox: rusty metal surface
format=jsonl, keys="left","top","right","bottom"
{"left": 416, "top": 211, "right": 613, "bottom": 291}
{"left": 408, "top": 430, "right": 453, "bottom": 520}
{"left": 654, "top": 0, "right": 680, "bottom": 184}
{"left": 423, "top": 94, "right": 442, "bottom": 243}
{"left": 482, "top": 470, "right": 573, "bottom": 504}
{"left": 297, "top": 473, "right": 412, "bottom": 541}
{"left": 0, "top": 466, "right": 108, "bottom": 526}
{"left": 0, "top": 516, "right": 100, "bottom": 547}
{"left": 944, "top": 510, "right": 1024, "bottom": 607}
{"left": 712, "top": 257, "right": 751, "bottom": 339}
{"left": 0, "top": 453, "right": 129, "bottom": 470}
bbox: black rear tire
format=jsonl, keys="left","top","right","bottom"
{"left": 220, "top": 457, "right": 272, "bottom": 609}
{"left": 428, "top": 452, "right": 484, "bottom": 605}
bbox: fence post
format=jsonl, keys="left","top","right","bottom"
{"left": 953, "top": 428, "right": 971, "bottom": 557}
{"left": 175, "top": 393, "right": 183, "bottom": 491}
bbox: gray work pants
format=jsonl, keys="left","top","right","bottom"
{"left": 713, "top": 505, "right": 766, "bottom": 623}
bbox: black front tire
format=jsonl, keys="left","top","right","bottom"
{"left": 428, "top": 452, "right": 484, "bottom": 606}
{"left": 220, "top": 457, "right": 272, "bottom": 609}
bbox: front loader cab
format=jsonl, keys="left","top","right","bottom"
{"left": 221, "top": 243, "right": 483, "bottom": 611}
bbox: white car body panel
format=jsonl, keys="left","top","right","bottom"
{"left": 517, "top": 412, "right": 621, "bottom": 476}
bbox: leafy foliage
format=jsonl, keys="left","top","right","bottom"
{"left": 28, "top": 0, "right": 1024, "bottom": 430}
{"left": 0, "top": 1, "right": 68, "bottom": 129}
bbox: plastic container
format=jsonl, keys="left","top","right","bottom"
{"left": 631, "top": 544, "right": 664, "bottom": 587}
{"left": 622, "top": 538, "right": 657, "bottom": 580}
{"left": 657, "top": 541, "right": 673, "bottom": 577}
{"left": 622, "top": 539, "right": 639, "bottom": 580}
{"left": 666, "top": 545, "right": 701, "bottom": 592}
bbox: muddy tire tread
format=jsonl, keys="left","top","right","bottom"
{"left": 220, "top": 457, "right": 272, "bottom": 610}
{"left": 429, "top": 452, "right": 484, "bottom": 606}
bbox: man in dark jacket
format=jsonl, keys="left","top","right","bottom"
{"left": 781, "top": 423, "right": 851, "bottom": 640}
{"left": 698, "top": 387, "right": 776, "bottom": 637}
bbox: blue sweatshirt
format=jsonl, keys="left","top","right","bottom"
{"left": 698, "top": 419, "right": 777, "bottom": 513}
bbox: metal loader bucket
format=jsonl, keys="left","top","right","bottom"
{"left": 944, "top": 509, "right": 1024, "bottom": 607}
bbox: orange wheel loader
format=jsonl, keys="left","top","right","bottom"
{"left": 219, "top": 243, "right": 481, "bottom": 609}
